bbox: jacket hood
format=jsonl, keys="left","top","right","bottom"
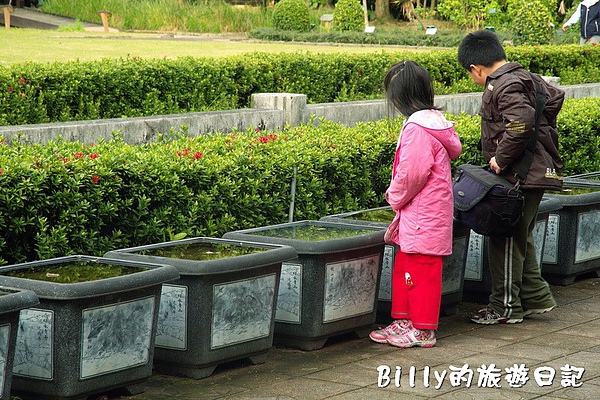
{"left": 404, "top": 109, "right": 461, "bottom": 159}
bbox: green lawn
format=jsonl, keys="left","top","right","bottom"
{"left": 0, "top": 28, "right": 426, "bottom": 66}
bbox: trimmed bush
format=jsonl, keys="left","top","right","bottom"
{"left": 0, "top": 45, "right": 599, "bottom": 126}
{"left": 333, "top": 0, "right": 364, "bottom": 32}
{"left": 508, "top": 0, "right": 554, "bottom": 45}
{"left": 272, "top": 0, "right": 311, "bottom": 31}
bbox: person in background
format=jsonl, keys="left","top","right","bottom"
{"left": 457, "top": 30, "right": 565, "bottom": 325}
{"left": 562, "top": 0, "right": 600, "bottom": 44}
{"left": 369, "top": 60, "right": 462, "bottom": 348}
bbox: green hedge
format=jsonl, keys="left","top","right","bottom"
{"left": 1, "top": 45, "right": 600, "bottom": 126}
{"left": 1, "top": 97, "right": 599, "bottom": 264}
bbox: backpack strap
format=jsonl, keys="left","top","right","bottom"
{"left": 514, "top": 73, "right": 547, "bottom": 182}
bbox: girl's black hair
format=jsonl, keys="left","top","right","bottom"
{"left": 383, "top": 60, "right": 438, "bottom": 117}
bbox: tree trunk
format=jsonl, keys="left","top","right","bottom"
{"left": 375, "top": 0, "right": 391, "bottom": 20}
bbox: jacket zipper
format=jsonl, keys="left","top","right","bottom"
{"left": 583, "top": 7, "right": 589, "bottom": 38}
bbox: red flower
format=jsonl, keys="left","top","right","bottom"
{"left": 8, "top": 87, "right": 13, "bottom": 93}
{"left": 62, "top": 157, "right": 70, "bottom": 163}
{"left": 176, "top": 149, "right": 191, "bottom": 157}
{"left": 73, "top": 152, "right": 84, "bottom": 159}
{"left": 258, "top": 134, "right": 278, "bottom": 143}
{"left": 193, "top": 151, "right": 203, "bottom": 159}
{"left": 18, "top": 77, "right": 26, "bottom": 84}
{"left": 89, "top": 153, "right": 99, "bottom": 159}
{"left": 0, "top": 169, "right": 4, "bottom": 175}
{"left": 91, "top": 175, "right": 100, "bottom": 184}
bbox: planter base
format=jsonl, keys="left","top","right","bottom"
{"left": 153, "top": 351, "right": 268, "bottom": 380}
{"left": 543, "top": 269, "right": 600, "bottom": 286}
{"left": 274, "top": 326, "right": 370, "bottom": 351}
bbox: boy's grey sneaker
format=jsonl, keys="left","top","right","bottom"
{"left": 469, "top": 307, "right": 523, "bottom": 324}
{"left": 523, "top": 305, "right": 555, "bottom": 317}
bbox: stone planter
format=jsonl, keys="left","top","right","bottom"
{"left": 223, "top": 220, "right": 385, "bottom": 351}
{"left": 319, "top": 206, "right": 470, "bottom": 318}
{"left": 0, "top": 288, "right": 39, "bottom": 400}
{"left": 462, "top": 196, "right": 562, "bottom": 301}
{"left": 104, "top": 237, "right": 297, "bottom": 379}
{"left": 542, "top": 188, "right": 600, "bottom": 285}
{"left": 0, "top": 255, "right": 179, "bottom": 400}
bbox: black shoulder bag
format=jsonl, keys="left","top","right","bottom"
{"left": 453, "top": 75, "right": 547, "bottom": 237}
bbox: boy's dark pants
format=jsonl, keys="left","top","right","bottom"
{"left": 487, "top": 189, "right": 557, "bottom": 319}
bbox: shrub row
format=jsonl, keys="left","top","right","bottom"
{"left": 249, "top": 27, "right": 467, "bottom": 47}
{"left": 1, "top": 97, "right": 599, "bottom": 264}
{"left": 1, "top": 45, "right": 600, "bottom": 126}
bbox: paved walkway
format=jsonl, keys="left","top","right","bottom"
{"left": 121, "top": 275, "right": 600, "bottom": 400}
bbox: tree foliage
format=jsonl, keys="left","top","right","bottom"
{"left": 334, "top": 0, "right": 365, "bottom": 31}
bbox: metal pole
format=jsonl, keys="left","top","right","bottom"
{"left": 288, "top": 166, "right": 297, "bottom": 223}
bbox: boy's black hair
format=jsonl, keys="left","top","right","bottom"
{"left": 457, "top": 30, "right": 507, "bottom": 70}
{"left": 383, "top": 60, "right": 438, "bottom": 117}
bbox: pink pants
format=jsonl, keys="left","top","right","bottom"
{"left": 390, "top": 250, "right": 443, "bottom": 330}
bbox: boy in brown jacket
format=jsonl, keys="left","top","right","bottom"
{"left": 457, "top": 30, "right": 565, "bottom": 324}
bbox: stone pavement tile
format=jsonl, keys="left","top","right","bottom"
{"left": 552, "top": 320, "right": 600, "bottom": 339}
{"left": 325, "top": 386, "right": 430, "bottom": 399}
{"left": 552, "top": 277, "right": 600, "bottom": 299}
{"left": 248, "top": 347, "right": 338, "bottom": 378}
{"left": 433, "top": 332, "right": 514, "bottom": 352}
{"left": 521, "top": 331, "right": 600, "bottom": 352}
{"left": 545, "top": 383, "right": 599, "bottom": 399}
{"left": 458, "top": 321, "right": 555, "bottom": 342}
{"left": 546, "top": 351, "right": 600, "bottom": 380}
{"left": 355, "top": 343, "right": 463, "bottom": 371}
{"left": 427, "top": 385, "right": 559, "bottom": 399}
{"left": 492, "top": 342, "right": 579, "bottom": 362}
{"left": 121, "top": 372, "right": 250, "bottom": 399}
{"left": 587, "top": 345, "right": 600, "bottom": 353}
{"left": 302, "top": 363, "right": 380, "bottom": 387}
{"left": 216, "top": 376, "right": 361, "bottom": 399}
{"left": 554, "top": 303, "right": 600, "bottom": 321}
{"left": 194, "top": 363, "right": 296, "bottom": 391}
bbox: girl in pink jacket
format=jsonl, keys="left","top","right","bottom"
{"left": 370, "top": 61, "right": 462, "bottom": 348}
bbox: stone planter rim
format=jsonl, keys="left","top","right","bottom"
{"left": 222, "top": 220, "right": 385, "bottom": 254}
{"left": 104, "top": 236, "right": 298, "bottom": 275}
{"left": 0, "top": 286, "right": 39, "bottom": 314}
{"left": 319, "top": 206, "right": 393, "bottom": 228}
{"left": 544, "top": 190, "right": 600, "bottom": 207}
{"left": 320, "top": 207, "right": 469, "bottom": 231}
{"left": 538, "top": 196, "right": 563, "bottom": 213}
{"left": 0, "top": 254, "right": 179, "bottom": 300}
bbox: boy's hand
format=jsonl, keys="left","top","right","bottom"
{"left": 489, "top": 156, "right": 502, "bottom": 174}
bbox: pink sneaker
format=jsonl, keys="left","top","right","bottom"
{"left": 369, "top": 319, "right": 412, "bottom": 344}
{"left": 386, "top": 328, "right": 436, "bottom": 348}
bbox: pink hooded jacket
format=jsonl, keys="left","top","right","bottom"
{"left": 386, "top": 109, "right": 462, "bottom": 256}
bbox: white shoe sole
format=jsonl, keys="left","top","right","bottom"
{"left": 523, "top": 306, "right": 555, "bottom": 317}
